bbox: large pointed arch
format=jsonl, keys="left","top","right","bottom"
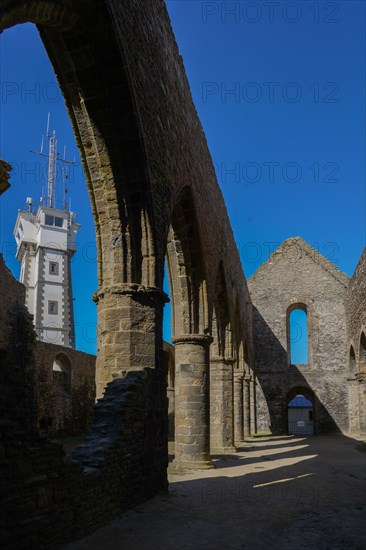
{"left": 1, "top": 2, "right": 159, "bottom": 289}
{"left": 166, "top": 186, "right": 208, "bottom": 337}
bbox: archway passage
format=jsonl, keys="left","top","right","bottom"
{"left": 287, "top": 391, "right": 314, "bottom": 435}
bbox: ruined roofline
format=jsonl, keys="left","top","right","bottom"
{"left": 248, "top": 236, "right": 350, "bottom": 288}
{"left": 350, "top": 246, "right": 366, "bottom": 280}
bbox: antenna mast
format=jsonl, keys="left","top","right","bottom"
{"left": 47, "top": 130, "right": 57, "bottom": 208}
{"left": 30, "top": 113, "right": 76, "bottom": 210}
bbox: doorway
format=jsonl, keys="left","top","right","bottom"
{"left": 287, "top": 393, "right": 314, "bottom": 435}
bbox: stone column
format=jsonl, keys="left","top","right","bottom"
{"left": 250, "top": 377, "right": 257, "bottom": 435}
{"left": 93, "top": 283, "right": 168, "bottom": 398}
{"left": 167, "top": 386, "right": 175, "bottom": 440}
{"left": 172, "top": 334, "right": 213, "bottom": 470}
{"left": 243, "top": 376, "right": 251, "bottom": 439}
{"left": 356, "top": 373, "right": 366, "bottom": 436}
{"left": 233, "top": 371, "right": 244, "bottom": 445}
{"left": 210, "top": 356, "right": 236, "bottom": 454}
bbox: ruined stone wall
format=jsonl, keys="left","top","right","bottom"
{"left": 35, "top": 342, "right": 96, "bottom": 436}
{"left": 0, "top": 254, "right": 168, "bottom": 548}
{"left": 0, "top": 254, "right": 25, "bottom": 355}
{"left": 248, "top": 238, "right": 350, "bottom": 434}
{"left": 346, "top": 248, "right": 366, "bottom": 434}
{"left": 347, "top": 248, "right": 366, "bottom": 359}
{"left": 0, "top": 254, "right": 38, "bottom": 431}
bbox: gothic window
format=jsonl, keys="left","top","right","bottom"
{"left": 349, "top": 346, "right": 356, "bottom": 376}
{"left": 288, "top": 305, "right": 308, "bottom": 365}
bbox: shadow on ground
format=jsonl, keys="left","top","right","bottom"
{"left": 67, "top": 434, "right": 366, "bottom": 550}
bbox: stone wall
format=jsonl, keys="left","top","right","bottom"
{"left": 0, "top": 251, "right": 168, "bottom": 548}
{"left": 346, "top": 247, "right": 366, "bottom": 434}
{"left": 35, "top": 342, "right": 96, "bottom": 436}
{"left": 346, "top": 248, "right": 366, "bottom": 357}
{"left": 248, "top": 238, "right": 350, "bottom": 435}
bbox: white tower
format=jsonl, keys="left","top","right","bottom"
{"left": 13, "top": 116, "right": 80, "bottom": 348}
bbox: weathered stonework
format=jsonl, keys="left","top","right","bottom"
{"left": 0, "top": 1, "right": 364, "bottom": 547}
{"left": 346, "top": 248, "right": 366, "bottom": 435}
{"left": 248, "top": 238, "right": 350, "bottom": 435}
{"left": 172, "top": 335, "right": 213, "bottom": 470}
{"left": 210, "top": 356, "right": 236, "bottom": 454}
{"left": 35, "top": 342, "right": 96, "bottom": 436}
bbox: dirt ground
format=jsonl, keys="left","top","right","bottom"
{"left": 67, "top": 435, "right": 366, "bottom": 550}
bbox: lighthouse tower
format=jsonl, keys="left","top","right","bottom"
{"left": 13, "top": 117, "right": 80, "bottom": 348}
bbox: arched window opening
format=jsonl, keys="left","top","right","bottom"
{"left": 166, "top": 187, "right": 208, "bottom": 336}
{"left": 52, "top": 354, "right": 72, "bottom": 394}
{"left": 288, "top": 306, "right": 308, "bottom": 365}
{"left": 349, "top": 346, "right": 356, "bottom": 376}
{"left": 360, "top": 333, "right": 366, "bottom": 371}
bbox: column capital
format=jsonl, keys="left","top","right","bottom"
{"left": 210, "top": 355, "right": 224, "bottom": 363}
{"left": 172, "top": 334, "right": 213, "bottom": 346}
{"left": 224, "top": 356, "right": 236, "bottom": 365}
{"left": 93, "top": 284, "right": 169, "bottom": 304}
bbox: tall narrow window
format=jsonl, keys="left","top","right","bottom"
{"left": 289, "top": 308, "right": 308, "bottom": 364}
{"left": 349, "top": 346, "right": 356, "bottom": 376}
{"left": 360, "top": 333, "right": 366, "bottom": 371}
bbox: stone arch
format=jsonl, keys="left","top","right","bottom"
{"left": 349, "top": 345, "right": 357, "bottom": 377}
{"left": 347, "top": 343, "right": 361, "bottom": 434}
{"left": 210, "top": 262, "right": 236, "bottom": 454}
{"left": 211, "top": 262, "right": 232, "bottom": 356}
{"left": 360, "top": 332, "right": 366, "bottom": 372}
{"left": 167, "top": 186, "right": 213, "bottom": 469}
{"left": 1, "top": 5, "right": 166, "bottom": 401}
{"left": 1, "top": 3, "right": 158, "bottom": 290}
{"left": 232, "top": 298, "right": 245, "bottom": 444}
{"left": 52, "top": 352, "right": 72, "bottom": 393}
{"left": 166, "top": 186, "right": 208, "bottom": 337}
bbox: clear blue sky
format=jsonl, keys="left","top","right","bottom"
{"left": 1, "top": 2, "right": 365, "bottom": 360}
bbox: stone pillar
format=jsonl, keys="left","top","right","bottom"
{"left": 356, "top": 373, "right": 366, "bottom": 436}
{"left": 210, "top": 356, "right": 236, "bottom": 454}
{"left": 250, "top": 377, "right": 257, "bottom": 435}
{"left": 243, "top": 376, "right": 251, "bottom": 439}
{"left": 167, "top": 386, "right": 175, "bottom": 440}
{"left": 172, "top": 334, "right": 213, "bottom": 470}
{"left": 93, "top": 284, "right": 168, "bottom": 398}
{"left": 233, "top": 371, "right": 244, "bottom": 445}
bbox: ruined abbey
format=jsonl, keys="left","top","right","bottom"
{"left": 0, "top": 1, "right": 365, "bottom": 548}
